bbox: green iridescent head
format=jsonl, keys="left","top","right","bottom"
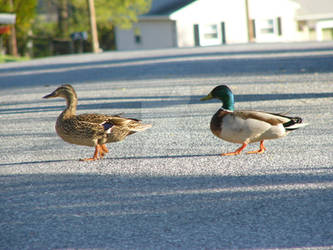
{"left": 200, "top": 85, "right": 235, "bottom": 111}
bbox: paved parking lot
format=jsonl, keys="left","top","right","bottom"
{"left": 1, "top": 42, "right": 333, "bottom": 249}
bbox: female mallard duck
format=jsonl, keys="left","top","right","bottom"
{"left": 43, "top": 84, "right": 152, "bottom": 161}
{"left": 201, "top": 85, "right": 307, "bottom": 156}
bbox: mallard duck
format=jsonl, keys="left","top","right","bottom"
{"left": 43, "top": 84, "right": 152, "bottom": 161}
{"left": 200, "top": 85, "right": 308, "bottom": 155}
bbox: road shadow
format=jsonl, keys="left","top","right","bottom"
{"left": 1, "top": 92, "right": 332, "bottom": 115}
{"left": 1, "top": 46, "right": 333, "bottom": 89}
{"left": 1, "top": 172, "right": 333, "bottom": 249}
{"left": 1, "top": 44, "right": 333, "bottom": 75}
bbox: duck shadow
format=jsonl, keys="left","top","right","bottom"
{"left": 0, "top": 153, "right": 218, "bottom": 167}
{"left": 0, "top": 159, "right": 77, "bottom": 167}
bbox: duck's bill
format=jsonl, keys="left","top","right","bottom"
{"left": 43, "top": 91, "right": 57, "bottom": 99}
{"left": 200, "top": 93, "right": 213, "bottom": 101}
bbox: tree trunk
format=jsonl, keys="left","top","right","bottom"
{"left": 57, "top": 0, "right": 69, "bottom": 38}
{"left": 87, "top": 0, "right": 100, "bottom": 53}
{"left": 9, "top": 0, "right": 18, "bottom": 56}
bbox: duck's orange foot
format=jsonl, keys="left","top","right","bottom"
{"left": 101, "top": 144, "right": 109, "bottom": 153}
{"left": 222, "top": 151, "right": 241, "bottom": 156}
{"left": 80, "top": 157, "right": 99, "bottom": 161}
{"left": 80, "top": 145, "right": 101, "bottom": 161}
{"left": 221, "top": 143, "right": 247, "bottom": 156}
{"left": 246, "top": 149, "right": 265, "bottom": 154}
{"left": 99, "top": 144, "right": 109, "bottom": 158}
{"left": 246, "top": 140, "right": 266, "bottom": 154}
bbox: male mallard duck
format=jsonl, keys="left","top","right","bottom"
{"left": 200, "top": 85, "right": 308, "bottom": 155}
{"left": 43, "top": 84, "right": 152, "bottom": 161}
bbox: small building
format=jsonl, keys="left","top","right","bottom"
{"left": 115, "top": 0, "right": 333, "bottom": 50}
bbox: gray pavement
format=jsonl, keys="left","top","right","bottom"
{"left": 1, "top": 42, "right": 333, "bottom": 249}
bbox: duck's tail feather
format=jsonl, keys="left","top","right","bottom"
{"left": 106, "top": 117, "right": 152, "bottom": 132}
{"left": 129, "top": 123, "right": 152, "bottom": 132}
{"left": 284, "top": 117, "right": 308, "bottom": 131}
{"left": 278, "top": 108, "right": 292, "bottom": 116}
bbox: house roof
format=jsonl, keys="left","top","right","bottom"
{"left": 145, "top": 0, "right": 197, "bottom": 15}
{"left": 294, "top": 0, "right": 333, "bottom": 19}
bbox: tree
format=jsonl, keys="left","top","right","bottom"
{"left": 71, "top": 0, "right": 152, "bottom": 51}
{"left": 31, "top": 0, "right": 151, "bottom": 56}
{"left": 94, "top": 0, "right": 151, "bottom": 29}
{"left": 57, "top": 0, "right": 69, "bottom": 38}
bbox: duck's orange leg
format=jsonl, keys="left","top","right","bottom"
{"left": 247, "top": 140, "right": 266, "bottom": 154}
{"left": 80, "top": 145, "right": 101, "bottom": 161}
{"left": 99, "top": 144, "right": 109, "bottom": 158}
{"left": 222, "top": 143, "right": 248, "bottom": 156}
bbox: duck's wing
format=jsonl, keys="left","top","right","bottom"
{"left": 59, "top": 118, "right": 109, "bottom": 141}
{"left": 76, "top": 113, "right": 125, "bottom": 124}
{"left": 236, "top": 110, "right": 292, "bottom": 125}
{"left": 236, "top": 110, "right": 306, "bottom": 129}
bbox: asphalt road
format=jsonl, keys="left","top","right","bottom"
{"left": 1, "top": 42, "right": 333, "bottom": 249}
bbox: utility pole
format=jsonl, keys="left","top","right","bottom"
{"left": 245, "top": 0, "right": 254, "bottom": 42}
{"left": 87, "top": 0, "right": 100, "bottom": 53}
{"left": 9, "top": 0, "right": 18, "bottom": 56}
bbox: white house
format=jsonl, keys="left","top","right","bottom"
{"left": 295, "top": 0, "right": 333, "bottom": 41}
{"left": 115, "top": 0, "right": 333, "bottom": 50}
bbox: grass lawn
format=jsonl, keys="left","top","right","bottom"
{"left": 0, "top": 54, "right": 29, "bottom": 63}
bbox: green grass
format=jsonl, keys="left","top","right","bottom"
{"left": 0, "top": 54, "right": 29, "bottom": 63}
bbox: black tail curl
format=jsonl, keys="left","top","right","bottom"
{"left": 283, "top": 117, "right": 303, "bottom": 131}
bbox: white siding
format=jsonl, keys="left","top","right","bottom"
{"left": 115, "top": 0, "right": 333, "bottom": 50}
{"left": 248, "top": 0, "right": 301, "bottom": 42}
{"left": 174, "top": 20, "right": 196, "bottom": 47}
{"left": 316, "top": 20, "right": 333, "bottom": 41}
{"left": 171, "top": 0, "right": 248, "bottom": 46}
{"left": 116, "top": 20, "right": 176, "bottom": 50}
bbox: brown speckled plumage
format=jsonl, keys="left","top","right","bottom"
{"left": 43, "top": 84, "right": 151, "bottom": 161}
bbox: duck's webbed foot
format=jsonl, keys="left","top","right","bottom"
{"left": 246, "top": 141, "right": 266, "bottom": 154}
{"left": 222, "top": 143, "right": 247, "bottom": 156}
{"left": 80, "top": 145, "right": 101, "bottom": 161}
{"left": 99, "top": 144, "right": 109, "bottom": 158}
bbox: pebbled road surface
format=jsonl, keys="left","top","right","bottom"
{"left": 1, "top": 42, "right": 333, "bottom": 249}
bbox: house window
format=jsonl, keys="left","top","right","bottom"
{"left": 134, "top": 27, "right": 141, "bottom": 44}
{"left": 260, "top": 19, "right": 274, "bottom": 34}
{"left": 135, "top": 35, "right": 141, "bottom": 44}
{"left": 203, "top": 24, "right": 218, "bottom": 39}
{"left": 196, "top": 23, "right": 222, "bottom": 46}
